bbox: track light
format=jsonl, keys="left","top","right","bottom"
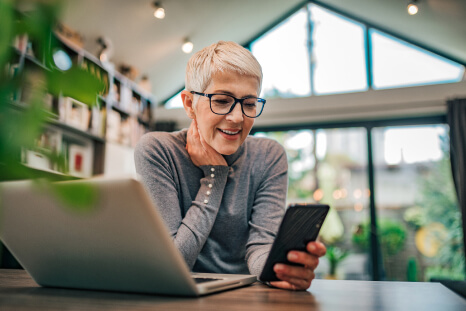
{"left": 407, "top": 0, "right": 419, "bottom": 15}
{"left": 153, "top": 1, "right": 165, "bottom": 19}
{"left": 182, "top": 38, "right": 193, "bottom": 54}
{"left": 97, "top": 36, "right": 113, "bottom": 63}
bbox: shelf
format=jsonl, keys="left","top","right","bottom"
{"left": 22, "top": 164, "right": 81, "bottom": 181}
{"left": 111, "top": 104, "right": 131, "bottom": 117}
{"left": 111, "top": 105, "right": 151, "bottom": 128}
{"left": 54, "top": 31, "right": 106, "bottom": 71}
{"left": 23, "top": 53, "right": 50, "bottom": 72}
{"left": 11, "top": 46, "right": 23, "bottom": 58}
{"left": 137, "top": 116, "right": 150, "bottom": 127}
{"left": 9, "top": 101, "right": 58, "bottom": 119}
{"left": 97, "top": 95, "right": 107, "bottom": 103}
{"left": 0, "top": 163, "right": 80, "bottom": 182}
{"left": 131, "top": 84, "right": 155, "bottom": 101}
{"left": 47, "top": 119, "right": 106, "bottom": 143}
{"left": 113, "top": 72, "right": 155, "bottom": 101}
{"left": 10, "top": 100, "right": 105, "bottom": 143}
{"left": 9, "top": 100, "right": 29, "bottom": 110}
{"left": 9, "top": 30, "right": 156, "bottom": 179}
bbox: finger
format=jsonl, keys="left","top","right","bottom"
{"left": 287, "top": 251, "right": 319, "bottom": 270}
{"left": 274, "top": 263, "right": 315, "bottom": 280}
{"left": 197, "top": 127, "right": 207, "bottom": 150}
{"left": 268, "top": 281, "right": 299, "bottom": 291}
{"left": 189, "top": 122, "right": 202, "bottom": 147}
{"left": 195, "top": 123, "right": 214, "bottom": 154}
{"left": 186, "top": 121, "right": 203, "bottom": 162}
{"left": 307, "top": 241, "right": 327, "bottom": 257}
{"left": 186, "top": 121, "right": 196, "bottom": 147}
{"left": 191, "top": 119, "right": 206, "bottom": 148}
{"left": 274, "top": 274, "right": 312, "bottom": 291}
{"left": 186, "top": 120, "right": 194, "bottom": 140}
{"left": 191, "top": 120, "right": 199, "bottom": 138}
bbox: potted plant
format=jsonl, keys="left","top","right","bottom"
{"left": 325, "top": 245, "right": 349, "bottom": 279}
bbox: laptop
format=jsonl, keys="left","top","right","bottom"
{"left": 0, "top": 177, "right": 256, "bottom": 296}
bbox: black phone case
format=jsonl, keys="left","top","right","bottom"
{"left": 259, "top": 203, "right": 329, "bottom": 282}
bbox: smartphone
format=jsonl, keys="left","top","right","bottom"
{"left": 259, "top": 203, "right": 329, "bottom": 282}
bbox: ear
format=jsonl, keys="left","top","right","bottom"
{"left": 181, "top": 90, "right": 195, "bottom": 119}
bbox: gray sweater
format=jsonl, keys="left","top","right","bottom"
{"left": 134, "top": 129, "right": 288, "bottom": 276}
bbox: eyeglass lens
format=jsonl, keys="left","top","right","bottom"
{"left": 210, "top": 94, "right": 263, "bottom": 117}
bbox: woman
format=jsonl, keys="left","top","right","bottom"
{"left": 135, "top": 41, "right": 325, "bottom": 290}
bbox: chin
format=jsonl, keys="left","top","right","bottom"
{"left": 215, "top": 145, "right": 240, "bottom": 156}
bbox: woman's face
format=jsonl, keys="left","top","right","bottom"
{"left": 186, "top": 71, "right": 259, "bottom": 155}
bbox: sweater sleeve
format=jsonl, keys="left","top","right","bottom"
{"left": 134, "top": 132, "right": 229, "bottom": 268}
{"left": 245, "top": 139, "right": 288, "bottom": 276}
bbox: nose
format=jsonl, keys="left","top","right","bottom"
{"left": 226, "top": 102, "right": 244, "bottom": 123}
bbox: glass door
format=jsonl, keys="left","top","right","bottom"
{"left": 255, "top": 128, "right": 371, "bottom": 280}
{"left": 372, "top": 124, "right": 465, "bottom": 281}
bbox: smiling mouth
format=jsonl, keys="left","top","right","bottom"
{"left": 218, "top": 129, "right": 241, "bottom": 135}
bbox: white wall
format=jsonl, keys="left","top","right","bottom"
{"left": 104, "top": 142, "right": 138, "bottom": 178}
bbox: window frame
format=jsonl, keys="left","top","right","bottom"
{"left": 251, "top": 114, "right": 451, "bottom": 281}
{"left": 163, "top": 1, "right": 465, "bottom": 106}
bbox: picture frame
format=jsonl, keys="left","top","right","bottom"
{"left": 68, "top": 144, "right": 92, "bottom": 178}
{"left": 63, "top": 97, "right": 90, "bottom": 131}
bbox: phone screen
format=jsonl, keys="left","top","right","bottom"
{"left": 259, "top": 203, "right": 329, "bottom": 282}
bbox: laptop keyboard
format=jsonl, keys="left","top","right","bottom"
{"left": 194, "top": 277, "right": 223, "bottom": 284}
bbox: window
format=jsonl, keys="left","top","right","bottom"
{"left": 248, "top": 3, "right": 465, "bottom": 101}
{"left": 309, "top": 4, "right": 368, "bottom": 95}
{"left": 165, "top": 90, "right": 183, "bottom": 109}
{"left": 254, "top": 121, "right": 465, "bottom": 281}
{"left": 254, "top": 128, "right": 371, "bottom": 280}
{"left": 370, "top": 30, "right": 465, "bottom": 89}
{"left": 373, "top": 125, "right": 465, "bottom": 281}
{"left": 251, "top": 8, "right": 311, "bottom": 99}
{"left": 165, "top": 3, "right": 465, "bottom": 107}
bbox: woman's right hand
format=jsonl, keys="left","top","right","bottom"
{"left": 186, "top": 120, "right": 227, "bottom": 167}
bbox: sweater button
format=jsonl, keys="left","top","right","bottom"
{"left": 208, "top": 184, "right": 213, "bottom": 188}
{"left": 211, "top": 167, "right": 215, "bottom": 172}
{"left": 204, "top": 199, "right": 209, "bottom": 204}
{"left": 210, "top": 174, "right": 215, "bottom": 178}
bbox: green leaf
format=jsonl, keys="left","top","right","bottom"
{"left": 0, "top": 0, "right": 14, "bottom": 69}
{"left": 47, "top": 67, "right": 106, "bottom": 106}
{"left": 35, "top": 179, "right": 100, "bottom": 213}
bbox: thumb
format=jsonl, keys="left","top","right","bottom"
{"left": 194, "top": 121, "right": 208, "bottom": 152}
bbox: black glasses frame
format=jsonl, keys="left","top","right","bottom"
{"left": 190, "top": 91, "right": 266, "bottom": 118}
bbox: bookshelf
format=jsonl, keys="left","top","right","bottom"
{"left": 7, "top": 31, "right": 156, "bottom": 180}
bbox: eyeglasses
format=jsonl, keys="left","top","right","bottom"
{"left": 190, "top": 91, "right": 266, "bottom": 118}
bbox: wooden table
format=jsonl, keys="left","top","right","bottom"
{"left": 0, "top": 269, "right": 464, "bottom": 310}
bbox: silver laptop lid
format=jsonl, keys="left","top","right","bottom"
{"left": 0, "top": 178, "right": 201, "bottom": 295}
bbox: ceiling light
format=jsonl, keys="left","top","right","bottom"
{"left": 97, "top": 36, "right": 114, "bottom": 63}
{"left": 153, "top": 1, "right": 165, "bottom": 19}
{"left": 407, "top": 1, "right": 419, "bottom": 15}
{"left": 182, "top": 39, "right": 193, "bottom": 54}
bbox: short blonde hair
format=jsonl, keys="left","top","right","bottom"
{"left": 185, "top": 41, "right": 262, "bottom": 97}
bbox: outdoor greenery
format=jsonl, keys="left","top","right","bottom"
{"left": 325, "top": 245, "right": 349, "bottom": 277}
{"left": 258, "top": 128, "right": 464, "bottom": 281}
{"left": 352, "top": 218, "right": 407, "bottom": 257}
{"left": 412, "top": 135, "right": 465, "bottom": 281}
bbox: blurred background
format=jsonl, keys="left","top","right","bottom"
{"left": 1, "top": 0, "right": 465, "bottom": 283}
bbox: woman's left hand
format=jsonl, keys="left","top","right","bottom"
{"left": 186, "top": 120, "right": 227, "bottom": 167}
{"left": 269, "top": 241, "right": 326, "bottom": 291}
